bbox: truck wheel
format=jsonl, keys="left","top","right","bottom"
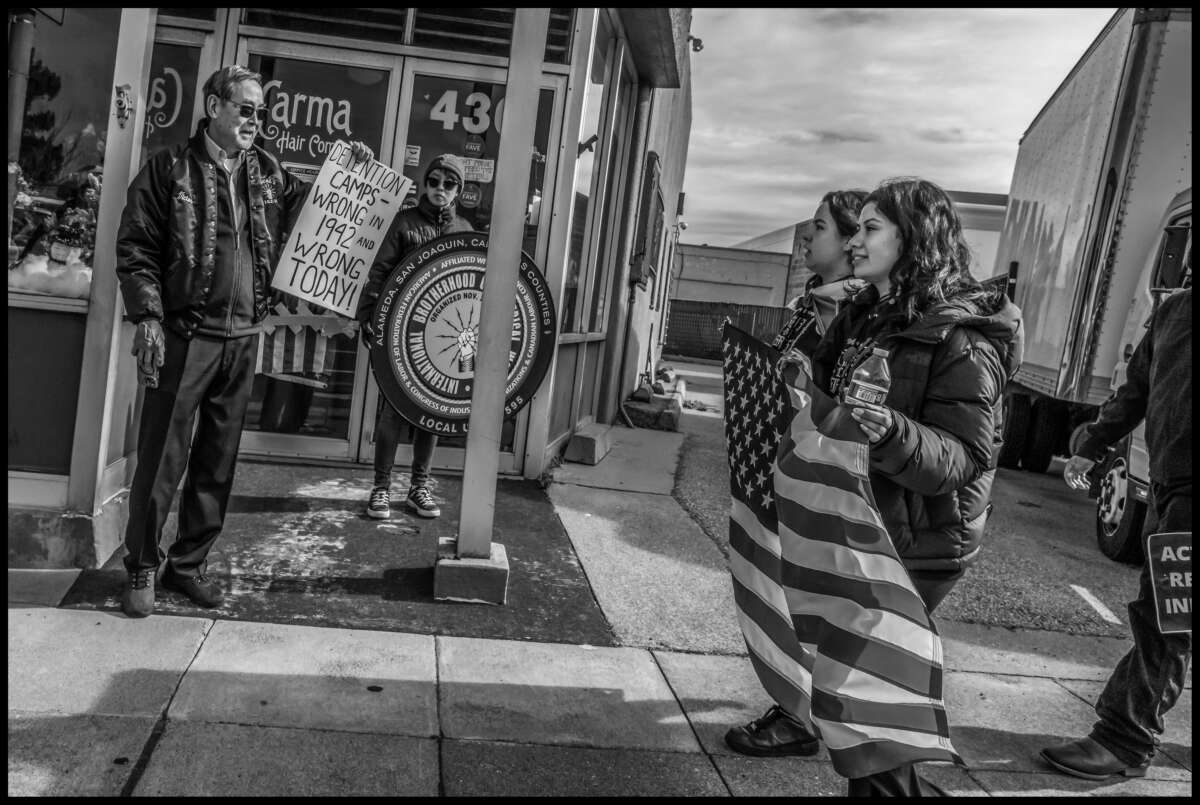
{"left": 1021, "top": 398, "right": 1066, "bottom": 473}
{"left": 1094, "top": 454, "right": 1147, "bottom": 564}
{"left": 998, "top": 393, "right": 1030, "bottom": 469}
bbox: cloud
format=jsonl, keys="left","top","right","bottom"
{"left": 916, "top": 128, "right": 969, "bottom": 144}
{"left": 775, "top": 130, "right": 881, "bottom": 147}
{"left": 681, "top": 8, "right": 1118, "bottom": 247}
{"left": 811, "top": 9, "right": 897, "bottom": 28}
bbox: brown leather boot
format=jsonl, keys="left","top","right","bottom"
{"left": 121, "top": 568, "right": 156, "bottom": 618}
{"left": 1040, "top": 737, "right": 1150, "bottom": 781}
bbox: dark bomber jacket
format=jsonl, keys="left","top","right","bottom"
{"left": 813, "top": 286, "right": 1024, "bottom": 572}
{"left": 356, "top": 196, "right": 474, "bottom": 325}
{"left": 1077, "top": 288, "right": 1192, "bottom": 489}
{"left": 116, "top": 120, "right": 309, "bottom": 338}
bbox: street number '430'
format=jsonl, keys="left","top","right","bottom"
{"left": 429, "top": 90, "right": 505, "bottom": 135}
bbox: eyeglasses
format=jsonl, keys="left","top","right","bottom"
{"left": 426, "top": 176, "right": 460, "bottom": 190}
{"left": 230, "top": 101, "right": 268, "bottom": 123}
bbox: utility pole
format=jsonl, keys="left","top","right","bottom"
{"left": 434, "top": 8, "right": 552, "bottom": 604}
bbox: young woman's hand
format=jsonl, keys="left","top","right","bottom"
{"left": 850, "top": 402, "right": 894, "bottom": 443}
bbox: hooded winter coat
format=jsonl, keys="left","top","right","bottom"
{"left": 812, "top": 285, "right": 1024, "bottom": 572}
{"left": 356, "top": 195, "right": 474, "bottom": 325}
{"left": 772, "top": 276, "right": 866, "bottom": 357}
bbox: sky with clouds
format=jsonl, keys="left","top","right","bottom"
{"left": 681, "top": 8, "right": 1118, "bottom": 248}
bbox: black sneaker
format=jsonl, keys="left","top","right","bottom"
{"left": 407, "top": 485, "right": 441, "bottom": 518}
{"left": 121, "top": 568, "right": 156, "bottom": 618}
{"left": 161, "top": 570, "right": 224, "bottom": 608}
{"left": 724, "top": 705, "right": 820, "bottom": 757}
{"left": 367, "top": 486, "right": 391, "bottom": 520}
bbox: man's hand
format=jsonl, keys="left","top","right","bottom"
{"left": 132, "top": 319, "right": 165, "bottom": 388}
{"left": 1063, "top": 455, "right": 1097, "bottom": 491}
{"left": 348, "top": 141, "right": 375, "bottom": 164}
{"left": 850, "top": 402, "right": 895, "bottom": 444}
{"left": 359, "top": 319, "right": 376, "bottom": 344}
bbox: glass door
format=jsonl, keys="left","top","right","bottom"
{"left": 141, "top": 26, "right": 221, "bottom": 167}
{"left": 234, "top": 38, "right": 401, "bottom": 461}
{"left": 359, "top": 59, "right": 563, "bottom": 475}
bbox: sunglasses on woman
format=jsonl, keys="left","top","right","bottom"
{"left": 426, "top": 176, "right": 460, "bottom": 190}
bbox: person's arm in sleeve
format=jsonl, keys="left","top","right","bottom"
{"left": 115, "top": 152, "right": 171, "bottom": 324}
{"left": 868, "top": 334, "right": 1005, "bottom": 496}
{"left": 1074, "top": 321, "right": 1153, "bottom": 462}
{"left": 356, "top": 212, "right": 405, "bottom": 332}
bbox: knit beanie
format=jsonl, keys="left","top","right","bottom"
{"left": 424, "top": 153, "right": 466, "bottom": 187}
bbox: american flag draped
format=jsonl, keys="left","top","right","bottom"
{"left": 721, "top": 322, "right": 962, "bottom": 779}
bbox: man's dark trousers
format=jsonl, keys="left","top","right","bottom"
{"left": 1091, "top": 482, "right": 1193, "bottom": 765}
{"left": 123, "top": 329, "right": 258, "bottom": 578}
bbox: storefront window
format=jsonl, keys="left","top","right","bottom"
{"left": 243, "top": 54, "right": 393, "bottom": 441}
{"left": 561, "top": 13, "right": 614, "bottom": 332}
{"left": 587, "top": 59, "right": 635, "bottom": 332}
{"left": 8, "top": 8, "right": 121, "bottom": 300}
{"left": 399, "top": 74, "right": 555, "bottom": 452}
{"left": 141, "top": 42, "right": 203, "bottom": 164}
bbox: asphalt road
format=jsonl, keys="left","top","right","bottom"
{"left": 664, "top": 356, "right": 1141, "bottom": 640}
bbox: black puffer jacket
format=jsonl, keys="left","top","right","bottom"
{"left": 115, "top": 120, "right": 309, "bottom": 337}
{"left": 812, "top": 286, "right": 1024, "bottom": 571}
{"left": 356, "top": 196, "right": 474, "bottom": 325}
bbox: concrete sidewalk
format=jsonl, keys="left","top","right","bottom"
{"left": 7, "top": 426, "right": 1192, "bottom": 796}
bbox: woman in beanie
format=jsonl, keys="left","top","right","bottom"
{"left": 356, "top": 154, "right": 474, "bottom": 519}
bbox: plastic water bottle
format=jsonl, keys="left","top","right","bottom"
{"left": 844, "top": 347, "right": 891, "bottom": 406}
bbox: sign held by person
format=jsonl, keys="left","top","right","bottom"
{"left": 271, "top": 140, "right": 412, "bottom": 318}
{"left": 1147, "top": 531, "right": 1192, "bottom": 634}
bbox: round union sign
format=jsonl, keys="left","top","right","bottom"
{"left": 368, "top": 233, "right": 557, "bottom": 437}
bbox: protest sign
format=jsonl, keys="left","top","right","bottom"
{"left": 271, "top": 140, "right": 413, "bottom": 318}
{"left": 1146, "top": 531, "right": 1192, "bottom": 634}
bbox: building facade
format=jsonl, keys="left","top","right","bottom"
{"left": 7, "top": 8, "right": 693, "bottom": 568}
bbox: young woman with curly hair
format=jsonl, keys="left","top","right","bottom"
{"left": 805, "top": 176, "right": 1024, "bottom": 795}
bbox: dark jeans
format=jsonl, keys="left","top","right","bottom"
{"left": 1091, "top": 482, "right": 1192, "bottom": 766}
{"left": 124, "top": 331, "right": 257, "bottom": 578}
{"left": 845, "top": 567, "right": 964, "bottom": 796}
{"left": 373, "top": 400, "right": 437, "bottom": 489}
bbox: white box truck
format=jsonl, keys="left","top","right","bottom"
{"left": 991, "top": 7, "right": 1192, "bottom": 563}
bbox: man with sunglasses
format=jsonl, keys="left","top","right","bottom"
{"left": 115, "top": 65, "right": 372, "bottom": 618}
{"left": 356, "top": 154, "right": 474, "bottom": 521}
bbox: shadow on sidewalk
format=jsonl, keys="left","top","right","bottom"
{"left": 57, "top": 465, "right": 616, "bottom": 646}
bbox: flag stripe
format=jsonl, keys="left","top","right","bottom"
{"left": 728, "top": 542, "right": 793, "bottom": 632}
{"left": 775, "top": 494, "right": 901, "bottom": 559}
{"left": 736, "top": 608, "right": 812, "bottom": 698}
{"left": 730, "top": 498, "right": 781, "bottom": 559}
{"left": 811, "top": 688, "right": 948, "bottom": 736}
{"left": 818, "top": 653, "right": 945, "bottom": 706}
{"left": 774, "top": 472, "right": 883, "bottom": 533}
{"left": 775, "top": 518, "right": 917, "bottom": 593}
{"left": 730, "top": 573, "right": 811, "bottom": 670}
{"left": 814, "top": 723, "right": 959, "bottom": 778}
{"left": 781, "top": 562, "right": 934, "bottom": 629}
{"left": 746, "top": 651, "right": 810, "bottom": 724}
